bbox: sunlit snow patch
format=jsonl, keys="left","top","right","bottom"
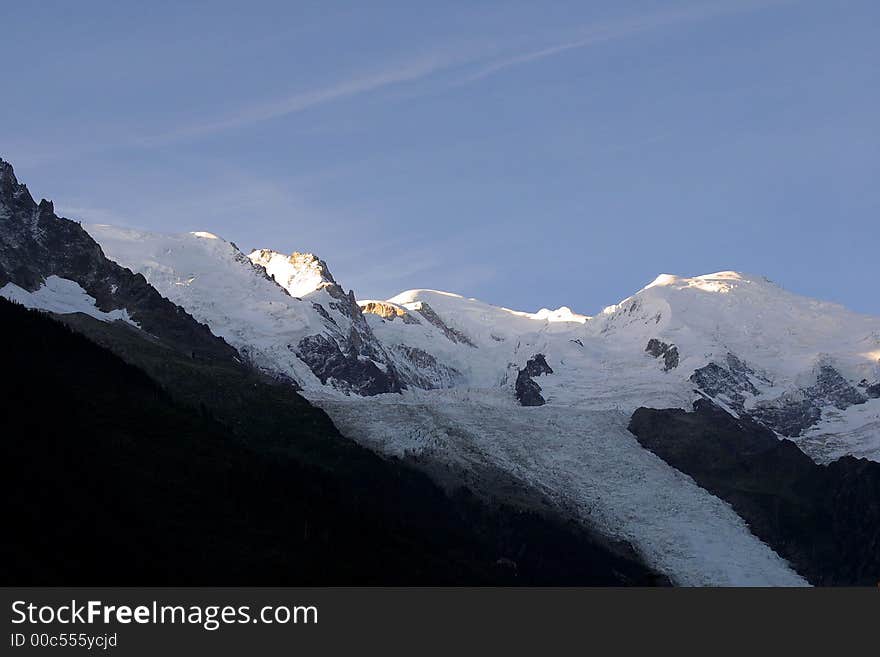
{"left": 0, "top": 276, "right": 139, "bottom": 326}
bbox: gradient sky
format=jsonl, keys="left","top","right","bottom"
{"left": 2, "top": 0, "right": 878, "bottom": 315}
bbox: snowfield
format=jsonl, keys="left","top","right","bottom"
{"left": 365, "top": 274, "right": 880, "bottom": 461}
{"left": 796, "top": 401, "right": 880, "bottom": 464}
{"left": 0, "top": 275, "right": 138, "bottom": 326}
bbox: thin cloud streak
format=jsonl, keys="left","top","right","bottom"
{"left": 137, "top": 49, "right": 481, "bottom": 147}
{"left": 463, "top": 0, "right": 795, "bottom": 83}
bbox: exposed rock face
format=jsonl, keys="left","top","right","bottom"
{"left": 299, "top": 284, "right": 406, "bottom": 395}
{"left": 867, "top": 382, "right": 880, "bottom": 398}
{"left": 522, "top": 353, "right": 553, "bottom": 377}
{"left": 628, "top": 400, "right": 880, "bottom": 585}
{"left": 360, "top": 300, "right": 421, "bottom": 324}
{"left": 810, "top": 365, "right": 869, "bottom": 409}
{"left": 515, "top": 371, "right": 545, "bottom": 406}
{"left": 0, "top": 158, "right": 236, "bottom": 361}
{"left": 295, "top": 334, "right": 400, "bottom": 396}
{"left": 515, "top": 354, "right": 553, "bottom": 406}
{"left": 645, "top": 338, "right": 679, "bottom": 371}
{"left": 248, "top": 247, "right": 406, "bottom": 396}
{"left": 749, "top": 395, "right": 821, "bottom": 438}
{"left": 692, "top": 353, "right": 868, "bottom": 437}
{"left": 690, "top": 353, "right": 761, "bottom": 409}
{"left": 412, "top": 301, "right": 475, "bottom": 347}
{"left": 322, "top": 290, "right": 405, "bottom": 394}
{"left": 752, "top": 365, "right": 866, "bottom": 437}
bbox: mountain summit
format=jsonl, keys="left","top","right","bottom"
{"left": 249, "top": 249, "right": 337, "bottom": 297}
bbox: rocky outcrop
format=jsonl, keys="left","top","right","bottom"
{"left": 296, "top": 333, "right": 401, "bottom": 396}
{"left": 412, "top": 301, "right": 475, "bottom": 347}
{"left": 750, "top": 364, "right": 867, "bottom": 437}
{"left": 515, "top": 354, "right": 553, "bottom": 407}
{"left": 810, "top": 365, "right": 868, "bottom": 408}
{"left": 515, "top": 371, "right": 545, "bottom": 407}
{"left": 690, "top": 352, "right": 866, "bottom": 437}
{"left": 360, "top": 300, "right": 421, "bottom": 324}
{"left": 749, "top": 395, "right": 821, "bottom": 438}
{"left": 0, "top": 158, "right": 237, "bottom": 362}
{"left": 628, "top": 399, "right": 880, "bottom": 585}
{"left": 645, "top": 338, "right": 679, "bottom": 371}
{"left": 690, "top": 353, "right": 761, "bottom": 409}
{"left": 522, "top": 353, "right": 553, "bottom": 377}
{"left": 248, "top": 247, "right": 407, "bottom": 396}
{"left": 322, "top": 290, "right": 405, "bottom": 395}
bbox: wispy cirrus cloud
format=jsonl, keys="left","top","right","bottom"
{"left": 136, "top": 48, "right": 481, "bottom": 147}
{"left": 463, "top": 0, "right": 795, "bottom": 83}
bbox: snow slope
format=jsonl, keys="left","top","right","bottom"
{"left": 0, "top": 275, "right": 137, "bottom": 325}
{"left": 589, "top": 271, "right": 879, "bottom": 396}
{"left": 85, "top": 225, "right": 335, "bottom": 388}
{"left": 362, "top": 273, "right": 880, "bottom": 461}
{"left": 85, "top": 225, "right": 409, "bottom": 394}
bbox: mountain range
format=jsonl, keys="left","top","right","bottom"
{"left": 2, "top": 157, "right": 877, "bottom": 585}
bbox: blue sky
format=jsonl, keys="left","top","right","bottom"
{"left": 2, "top": 0, "right": 878, "bottom": 314}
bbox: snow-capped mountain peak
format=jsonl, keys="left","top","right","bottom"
{"left": 190, "top": 230, "right": 223, "bottom": 240}
{"left": 248, "top": 249, "right": 337, "bottom": 298}
{"left": 643, "top": 270, "right": 760, "bottom": 292}
{"left": 83, "top": 222, "right": 880, "bottom": 464}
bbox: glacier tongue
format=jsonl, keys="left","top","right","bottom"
{"left": 315, "top": 390, "right": 808, "bottom": 586}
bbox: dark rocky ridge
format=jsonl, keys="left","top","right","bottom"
{"left": 628, "top": 400, "right": 880, "bottom": 585}
{"left": 690, "top": 353, "right": 763, "bottom": 409}
{"left": 515, "top": 354, "right": 553, "bottom": 407}
{"left": 0, "top": 158, "right": 236, "bottom": 361}
{"left": 413, "top": 301, "right": 476, "bottom": 347}
{"left": 248, "top": 248, "right": 407, "bottom": 395}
